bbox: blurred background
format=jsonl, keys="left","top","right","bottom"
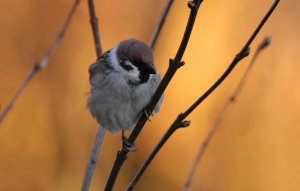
{"left": 0, "top": 0, "right": 299, "bottom": 190}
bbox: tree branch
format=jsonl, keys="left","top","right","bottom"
{"left": 0, "top": 0, "right": 80, "bottom": 124}
{"left": 80, "top": 1, "right": 103, "bottom": 191}
{"left": 87, "top": 0, "right": 102, "bottom": 57}
{"left": 105, "top": 1, "right": 204, "bottom": 190}
{"left": 149, "top": 0, "right": 174, "bottom": 49}
{"left": 126, "top": 0, "right": 279, "bottom": 188}
{"left": 184, "top": 36, "right": 272, "bottom": 191}
{"left": 81, "top": 127, "right": 106, "bottom": 191}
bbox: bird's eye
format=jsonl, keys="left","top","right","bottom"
{"left": 120, "top": 60, "right": 134, "bottom": 71}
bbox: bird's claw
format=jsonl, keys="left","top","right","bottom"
{"left": 121, "top": 130, "right": 136, "bottom": 152}
{"left": 144, "top": 109, "right": 153, "bottom": 122}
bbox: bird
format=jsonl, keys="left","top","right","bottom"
{"left": 88, "top": 39, "right": 162, "bottom": 135}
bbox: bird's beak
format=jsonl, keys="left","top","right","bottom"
{"left": 143, "top": 63, "right": 156, "bottom": 74}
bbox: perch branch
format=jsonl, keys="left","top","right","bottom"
{"left": 149, "top": 0, "right": 174, "bottom": 49}
{"left": 184, "top": 36, "right": 272, "bottom": 191}
{"left": 0, "top": 0, "right": 80, "bottom": 124}
{"left": 80, "top": 0, "right": 104, "bottom": 191}
{"left": 105, "top": 1, "right": 204, "bottom": 190}
{"left": 126, "top": 0, "right": 279, "bottom": 188}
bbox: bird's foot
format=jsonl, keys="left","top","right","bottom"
{"left": 121, "top": 130, "right": 136, "bottom": 152}
{"left": 144, "top": 109, "right": 153, "bottom": 122}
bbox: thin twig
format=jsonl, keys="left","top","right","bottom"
{"left": 81, "top": 127, "right": 106, "bottom": 191}
{"left": 105, "top": 1, "right": 204, "bottom": 190}
{"left": 80, "top": 1, "right": 103, "bottom": 191}
{"left": 87, "top": 0, "right": 102, "bottom": 57}
{"left": 126, "top": 0, "right": 279, "bottom": 188}
{"left": 149, "top": 0, "right": 174, "bottom": 49}
{"left": 184, "top": 37, "right": 272, "bottom": 191}
{"left": 0, "top": 0, "right": 80, "bottom": 124}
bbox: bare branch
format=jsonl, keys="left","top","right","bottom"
{"left": 105, "top": 1, "right": 204, "bottom": 190}
{"left": 87, "top": 0, "right": 102, "bottom": 57}
{"left": 0, "top": 0, "right": 80, "bottom": 124}
{"left": 184, "top": 36, "right": 272, "bottom": 191}
{"left": 149, "top": 0, "right": 174, "bottom": 49}
{"left": 80, "top": 1, "right": 104, "bottom": 191}
{"left": 126, "top": 0, "right": 279, "bottom": 188}
{"left": 81, "top": 127, "right": 106, "bottom": 191}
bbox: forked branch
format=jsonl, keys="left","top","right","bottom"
{"left": 126, "top": 0, "right": 279, "bottom": 189}
{"left": 105, "top": 1, "right": 204, "bottom": 190}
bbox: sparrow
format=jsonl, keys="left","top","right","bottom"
{"left": 88, "top": 39, "right": 162, "bottom": 134}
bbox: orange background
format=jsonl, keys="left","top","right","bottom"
{"left": 1, "top": 0, "right": 299, "bottom": 191}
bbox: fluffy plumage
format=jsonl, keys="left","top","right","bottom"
{"left": 88, "top": 39, "right": 162, "bottom": 133}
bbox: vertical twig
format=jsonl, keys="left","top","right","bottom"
{"left": 149, "top": 0, "right": 174, "bottom": 49}
{"left": 0, "top": 0, "right": 80, "bottom": 124}
{"left": 126, "top": 0, "right": 279, "bottom": 188}
{"left": 80, "top": 1, "right": 103, "bottom": 191}
{"left": 81, "top": 127, "right": 106, "bottom": 191}
{"left": 184, "top": 37, "right": 272, "bottom": 191}
{"left": 87, "top": 0, "right": 102, "bottom": 58}
{"left": 105, "top": 1, "right": 204, "bottom": 190}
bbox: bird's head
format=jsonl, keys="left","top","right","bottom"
{"left": 109, "top": 39, "right": 156, "bottom": 85}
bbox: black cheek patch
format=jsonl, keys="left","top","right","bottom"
{"left": 120, "top": 60, "right": 133, "bottom": 71}
{"left": 131, "top": 61, "right": 152, "bottom": 84}
{"left": 139, "top": 73, "right": 150, "bottom": 84}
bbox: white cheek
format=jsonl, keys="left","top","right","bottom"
{"left": 109, "top": 47, "right": 140, "bottom": 81}
{"left": 123, "top": 60, "right": 140, "bottom": 79}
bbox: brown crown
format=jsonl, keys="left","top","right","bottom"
{"left": 117, "top": 39, "right": 154, "bottom": 65}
